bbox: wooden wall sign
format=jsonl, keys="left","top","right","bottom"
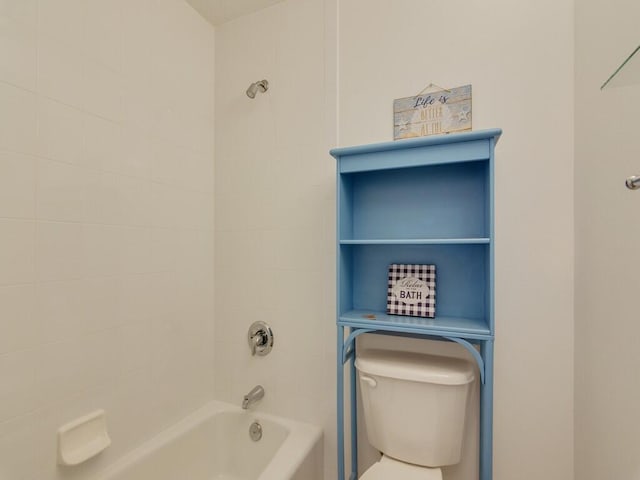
{"left": 393, "top": 84, "right": 472, "bottom": 140}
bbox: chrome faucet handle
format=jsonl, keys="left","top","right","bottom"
{"left": 250, "top": 333, "right": 265, "bottom": 356}
{"left": 247, "top": 321, "right": 274, "bottom": 356}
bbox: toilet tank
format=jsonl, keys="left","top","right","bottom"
{"left": 355, "top": 349, "right": 475, "bottom": 467}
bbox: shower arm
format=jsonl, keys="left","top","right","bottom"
{"left": 246, "top": 79, "right": 269, "bottom": 98}
{"left": 626, "top": 175, "right": 640, "bottom": 190}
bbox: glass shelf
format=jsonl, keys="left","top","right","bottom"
{"left": 601, "top": 45, "right": 640, "bottom": 89}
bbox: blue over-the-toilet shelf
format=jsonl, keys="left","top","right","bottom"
{"left": 332, "top": 128, "right": 501, "bottom": 480}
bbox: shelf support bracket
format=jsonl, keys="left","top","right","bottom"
{"left": 444, "top": 336, "right": 485, "bottom": 384}
{"left": 342, "top": 328, "right": 375, "bottom": 364}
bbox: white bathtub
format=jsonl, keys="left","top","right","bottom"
{"left": 96, "top": 400, "right": 323, "bottom": 480}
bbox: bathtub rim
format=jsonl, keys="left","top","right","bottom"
{"left": 93, "top": 399, "right": 322, "bottom": 480}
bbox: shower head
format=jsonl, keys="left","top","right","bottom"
{"left": 246, "top": 79, "right": 269, "bottom": 98}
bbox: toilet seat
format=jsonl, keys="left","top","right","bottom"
{"left": 359, "top": 455, "right": 443, "bottom": 480}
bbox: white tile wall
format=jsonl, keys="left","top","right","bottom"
{"left": 84, "top": 0, "right": 124, "bottom": 72}
{"left": 0, "top": 0, "right": 38, "bottom": 91}
{"left": 0, "top": 151, "right": 36, "bottom": 218}
{"left": 37, "top": 41, "right": 85, "bottom": 109}
{"left": 0, "top": 83, "right": 38, "bottom": 155}
{"left": 0, "top": 349, "right": 39, "bottom": 422}
{"left": 38, "top": 0, "right": 85, "bottom": 49}
{"left": 36, "top": 221, "right": 85, "bottom": 282}
{"left": 0, "top": 285, "right": 38, "bottom": 355}
{"left": 37, "top": 280, "right": 87, "bottom": 344}
{"left": 0, "top": 219, "right": 36, "bottom": 286}
{"left": 83, "top": 59, "right": 124, "bottom": 121}
{"left": 37, "top": 98, "right": 84, "bottom": 165}
{"left": 0, "top": 410, "right": 41, "bottom": 480}
{"left": 214, "top": 0, "right": 335, "bottom": 478}
{"left": 0, "top": 0, "right": 215, "bottom": 478}
{"left": 82, "top": 114, "right": 123, "bottom": 172}
{"left": 36, "top": 159, "right": 89, "bottom": 222}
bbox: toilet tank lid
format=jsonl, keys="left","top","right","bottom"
{"left": 355, "top": 349, "right": 475, "bottom": 385}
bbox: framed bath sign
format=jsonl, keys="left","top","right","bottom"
{"left": 393, "top": 84, "right": 472, "bottom": 140}
{"left": 387, "top": 264, "right": 436, "bottom": 318}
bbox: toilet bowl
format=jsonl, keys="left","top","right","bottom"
{"left": 355, "top": 349, "right": 474, "bottom": 480}
{"left": 360, "top": 455, "right": 442, "bottom": 480}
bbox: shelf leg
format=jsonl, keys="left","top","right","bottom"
{"left": 337, "top": 326, "right": 346, "bottom": 480}
{"left": 480, "top": 339, "right": 494, "bottom": 480}
{"left": 350, "top": 341, "right": 358, "bottom": 480}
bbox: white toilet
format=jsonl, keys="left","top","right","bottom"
{"left": 355, "top": 349, "right": 475, "bottom": 480}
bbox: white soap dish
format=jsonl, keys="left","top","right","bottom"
{"left": 57, "top": 409, "right": 111, "bottom": 466}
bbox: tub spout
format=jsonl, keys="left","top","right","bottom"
{"left": 242, "top": 385, "right": 264, "bottom": 409}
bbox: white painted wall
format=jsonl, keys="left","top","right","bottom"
{"left": 338, "top": 1, "right": 574, "bottom": 479}
{"left": 574, "top": 2, "right": 640, "bottom": 479}
{"left": 0, "top": 1, "right": 215, "bottom": 478}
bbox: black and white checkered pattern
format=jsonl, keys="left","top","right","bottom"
{"left": 387, "top": 264, "right": 436, "bottom": 318}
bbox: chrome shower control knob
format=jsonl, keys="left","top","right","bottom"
{"left": 247, "top": 321, "right": 274, "bottom": 356}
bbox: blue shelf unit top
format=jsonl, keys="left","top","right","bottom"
{"left": 330, "top": 128, "right": 502, "bottom": 173}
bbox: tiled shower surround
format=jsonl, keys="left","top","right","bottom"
{"left": 0, "top": 1, "right": 215, "bottom": 478}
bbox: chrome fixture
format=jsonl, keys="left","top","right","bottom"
{"left": 248, "top": 321, "right": 274, "bottom": 356}
{"left": 249, "top": 421, "right": 263, "bottom": 441}
{"left": 246, "top": 79, "right": 269, "bottom": 98}
{"left": 242, "top": 385, "right": 265, "bottom": 409}
{"left": 626, "top": 175, "right": 640, "bottom": 190}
